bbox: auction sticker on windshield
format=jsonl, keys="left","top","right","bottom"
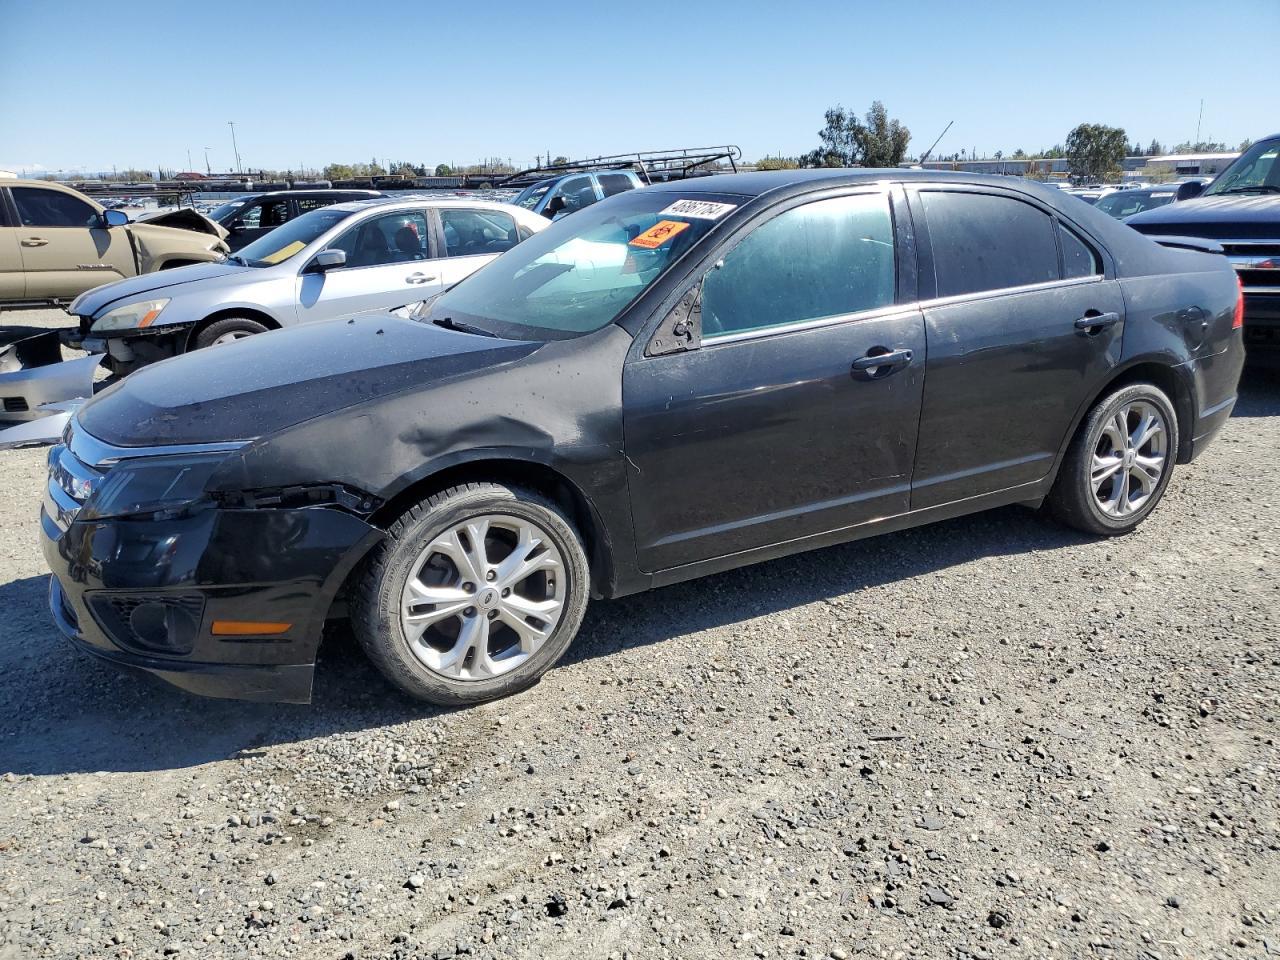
{"left": 630, "top": 220, "right": 691, "bottom": 249}
{"left": 659, "top": 199, "right": 737, "bottom": 220}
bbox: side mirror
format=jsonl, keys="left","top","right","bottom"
{"left": 102, "top": 209, "right": 129, "bottom": 227}
{"left": 1176, "top": 181, "right": 1204, "bottom": 201}
{"left": 307, "top": 248, "right": 346, "bottom": 272}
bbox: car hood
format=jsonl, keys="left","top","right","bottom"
{"left": 1127, "top": 193, "right": 1280, "bottom": 239}
{"left": 71, "top": 261, "right": 251, "bottom": 316}
{"left": 133, "top": 207, "right": 230, "bottom": 239}
{"left": 76, "top": 314, "right": 539, "bottom": 447}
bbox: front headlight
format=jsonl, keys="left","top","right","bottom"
{"left": 91, "top": 298, "right": 171, "bottom": 333}
{"left": 81, "top": 453, "right": 225, "bottom": 520}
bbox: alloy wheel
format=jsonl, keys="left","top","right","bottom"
{"left": 1090, "top": 400, "right": 1168, "bottom": 518}
{"left": 212, "top": 330, "right": 255, "bottom": 345}
{"left": 399, "top": 514, "right": 566, "bottom": 680}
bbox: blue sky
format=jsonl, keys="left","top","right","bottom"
{"left": 2, "top": 0, "right": 1276, "bottom": 175}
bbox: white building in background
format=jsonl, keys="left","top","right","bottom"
{"left": 0, "top": 170, "right": 16, "bottom": 179}
{"left": 1142, "top": 152, "right": 1238, "bottom": 177}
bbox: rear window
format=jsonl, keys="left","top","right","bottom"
{"left": 921, "top": 191, "right": 1059, "bottom": 297}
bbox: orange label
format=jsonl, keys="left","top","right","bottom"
{"left": 629, "top": 219, "right": 691, "bottom": 249}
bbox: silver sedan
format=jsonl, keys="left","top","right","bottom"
{"left": 67, "top": 197, "right": 548, "bottom": 372}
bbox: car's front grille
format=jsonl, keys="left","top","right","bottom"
{"left": 1222, "top": 240, "right": 1280, "bottom": 295}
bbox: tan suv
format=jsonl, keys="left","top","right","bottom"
{"left": 0, "top": 180, "right": 230, "bottom": 307}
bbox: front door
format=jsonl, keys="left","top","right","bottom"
{"left": 624, "top": 191, "right": 926, "bottom": 572}
{"left": 295, "top": 209, "right": 443, "bottom": 322}
{"left": 908, "top": 187, "right": 1124, "bottom": 508}
{"left": 9, "top": 185, "right": 133, "bottom": 299}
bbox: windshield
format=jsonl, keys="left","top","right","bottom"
{"left": 1094, "top": 189, "right": 1176, "bottom": 219}
{"left": 513, "top": 180, "right": 554, "bottom": 210}
{"left": 210, "top": 198, "right": 251, "bottom": 222}
{"left": 233, "top": 207, "right": 354, "bottom": 266}
{"left": 423, "top": 191, "right": 742, "bottom": 340}
{"left": 1205, "top": 139, "right": 1280, "bottom": 196}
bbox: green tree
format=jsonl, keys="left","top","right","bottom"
{"left": 755, "top": 155, "right": 800, "bottom": 170}
{"left": 434, "top": 163, "right": 454, "bottom": 176}
{"left": 1011, "top": 148, "right": 1027, "bottom": 159}
{"left": 324, "top": 163, "right": 356, "bottom": 180}
{"left": 1065, "top": 123, "right": 1127, "bottom": 182}
{"left": 800, "top": 100, "right": 910, "bottom": 168}
{"left": 551, "top": 155, "right": 570, "bottom": 166}
{"left": 1146, "top": 139, "right": 1165, "bottom": 156}
{"left": 857, "top": 100, "right": 911, "bottom": 166}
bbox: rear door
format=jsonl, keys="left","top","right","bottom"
{"left": 10, "top": 185, "right": 133, "bottom": 298}
{"left": 908, "top": 186, "right": 1123, "bottom": 508}
{"left": 433, "top": 207, "right": 523, "bottom": 288}
{"left": 624, "top": 188, "right": 926, "bottom": 571}
{"left": 295, "top": 208, "right": 442, "bottom": 322}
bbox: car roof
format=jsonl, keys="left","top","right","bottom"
{"left": 323, "top": 196, "right": 529, "bottom": 214}
{"left": 641, "top": 167, "right": 1087, "bottom": 198}
{"left": 244, "top": 189, "right": 382, "bottom": 199}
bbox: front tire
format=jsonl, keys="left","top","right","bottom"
{"left": 193, "top": 316, "right": 269, "bottom": 349}
{"left": 352, "top": 482, "right": 590, "bottom": 706}
{"left": 1048, "top": 382, "right": 1179, "bottom": 536}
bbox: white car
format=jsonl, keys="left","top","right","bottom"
{"left": 66, "top": 197, "right": 548, "bottom": 372}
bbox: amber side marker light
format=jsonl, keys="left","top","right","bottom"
{"left": 137, "top": 307, "right": 165, "bottom": 329}
{"left": 1233, "top": 276, "right": 1245, "bottom": 330}
{"left": 211, "top": 620, "right": 292, "bottom": 636}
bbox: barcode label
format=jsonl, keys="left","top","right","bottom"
{"left": 659, "top": 199, "right": 738, "bottom": 220}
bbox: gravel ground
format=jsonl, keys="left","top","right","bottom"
{"left": 0, "top": 310, "right": 1276, "bottom": 959}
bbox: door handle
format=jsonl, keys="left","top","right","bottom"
{"left": 1074, "top": 311, "right": 1120, "bottom": 334}
{"left": 851, "top": 347, "right": 913, "bottom": 379}
{"left": 21, "top": 237, "right": 49, "bottom": 247}
{"left": 405, "top": 272, "right": 437, "bottom": 285}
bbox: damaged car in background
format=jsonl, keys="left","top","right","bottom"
{"left": 65, "top": 197, "right": 547, "bottom": 373}
{"left": 0, "top": 179, "right": 229, "bottom": 309}
{"left": 41, "top": 170, "right": 1243, "bottom": 707}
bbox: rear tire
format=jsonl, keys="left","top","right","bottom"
{"left": 1048, "top": 382, "right": 1179, "bottom": 536}
{"left": 193, "top": 316, "right": 269, "bottom": 350}
{"left": 352, "top": 482, "right": 590, "bottom": 706}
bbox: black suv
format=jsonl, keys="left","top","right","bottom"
{"left": 1128, "top": 134, "right": 1280, "bottom": 363}
{"left": 209, "top": 190, "right": 383, "bottom": 251}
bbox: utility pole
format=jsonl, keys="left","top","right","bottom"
{"left": 1195, "top": 99, "right": 1204, "bottom": 146}
{"left": 203, "top": 147, "right": 212, "bottom": 175}
{"left": 228, "top": 121, "right": 242, "bottom": 174}
{"left": 187, "top": 148, "right": 193, "bottom": 172}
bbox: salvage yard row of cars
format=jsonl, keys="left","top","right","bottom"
{"left": 34, "top": 166, "right": 1247, "bottom": 707}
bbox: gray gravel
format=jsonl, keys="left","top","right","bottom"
{"left": 0, "top": 313, "right": 1276, "bottom": 959}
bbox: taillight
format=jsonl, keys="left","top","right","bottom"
{"left": 1233, "top": 276, "right": 1245, "bottom": 330}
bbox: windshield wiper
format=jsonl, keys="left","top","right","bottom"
{"left": 1215, "top": 185, "right": 1280, "bottom": 195}
{"left": 431, "top": 316, "right": 497, "bottom": 337}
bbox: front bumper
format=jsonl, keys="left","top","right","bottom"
{"left": 63, "top": 318, "right": 196, "bottom": 370}
{"left": 41, "top": 502, "right": 382, "bottom": 703}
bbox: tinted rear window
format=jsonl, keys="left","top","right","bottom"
{"left": 921, "top": 191, "right": 1059, "bottom": 297}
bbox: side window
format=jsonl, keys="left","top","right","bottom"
{"left": 701, "top": 193, "right": 896, "bottom": 338}
{"left": 296, "top": 197, "right": 335, "bottom": 214}
{"left": 12, "top": 187, "right": 98, "bottom": 228}
{"left": 920, "top": 191, "right": 1059, "bottom": 297}
{"left": 598, "top": 174, "right": 635, "bottom": 198}
{"left": 332, "top": 211, "right": 430, "bottom": 267}
{"left": 231, "top": 201, "right": 264, "bottom": 230}
{"left": 1059, "top": 223, "right": 1101, "bottom": 279}
{"left": 440, "top": 209, "right": 519, "bottom": 257}
{"left": 259, "top": 200, "right": 290, "bottom": 229}
{"left": 555, "top": 177, "right": 596, "bottom": 212}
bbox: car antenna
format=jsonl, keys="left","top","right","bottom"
{"left": 916, "top": 121, "right": 954, "bottom": 166}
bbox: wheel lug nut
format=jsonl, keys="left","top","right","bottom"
{"left": 463, "top": 582, "right": 475, "bottom": 593}
{"left": 486, "top": 570, "right": 496, "bottom": 581}
{"left": 501, "top": 587, "right": 510, "bottom": 597}
{"left": 464, "top": 607, "right": 476, "bottom": 617}
{"left": 488, "top": 610, "right": 498, "bottom": 620}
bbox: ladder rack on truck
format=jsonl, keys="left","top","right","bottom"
{"left": 499, "top": 146, "right": 742, "bottom": 189}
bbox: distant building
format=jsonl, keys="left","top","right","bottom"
{"left": 0, "top": 170, "right": 16, "bottom": 179}
{"left": 1142, "top": 152, "right": 1238, "bottom": 177}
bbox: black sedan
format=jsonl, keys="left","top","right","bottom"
{"left": 1093, "top": 186, "right": 1179, "bottom": 220}
{"left": 41, "top": 170, "right": 1245, "bottom": 706}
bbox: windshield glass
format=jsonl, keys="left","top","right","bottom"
{"left": 210, "top": 198, "right": 250, "bottom": 222}
{"left": 1205, "top": 139, "right": 1280, "bottom": 195}
{"left": 233, "top": 207, "right": 354, "bottom": 266}
{"left": 1094, "top": 189, "right": 1176, "bottom": 219}
{"left": 423, "top": 191, "right": 742, "bottom": 340}
{"left": 513, "top": 181, "right": 554, "bottom": 210}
